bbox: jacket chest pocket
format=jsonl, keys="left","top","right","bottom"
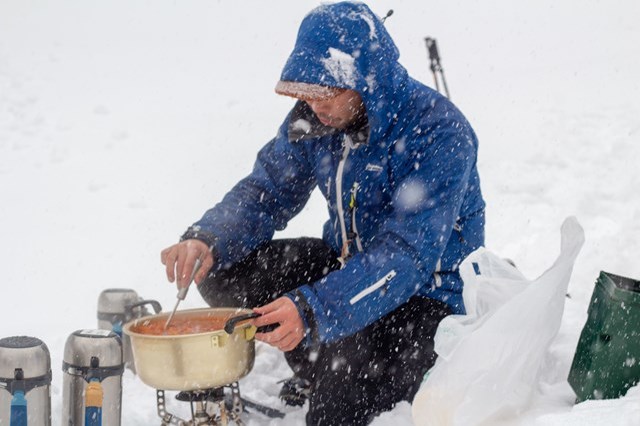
{"left": 354, "top": 163, "right": 390, "bottom": 210}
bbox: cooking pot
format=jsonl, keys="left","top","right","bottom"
{"left": 123, "top": 307, "right": 260, "bottom": 391}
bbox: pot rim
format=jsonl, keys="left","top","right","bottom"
{"left": 123, "top": 306, "right": 255, "bottom": 340}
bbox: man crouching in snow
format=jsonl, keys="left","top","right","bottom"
{"left": 161, "top": 2, "right": 485, "bottom": 424}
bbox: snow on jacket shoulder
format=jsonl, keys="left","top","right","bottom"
{"left": 183, "top": 2, "right": 485, "bottom": 344}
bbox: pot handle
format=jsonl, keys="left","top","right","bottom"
{"left": 224, "top": 312, "right": 279, "bottom": 334}
{"left": 224, "top": 313, "right": 260, "bottom": 334}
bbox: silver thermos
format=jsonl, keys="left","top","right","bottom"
{"left": 96, "top": 288, "right": 161, "bottom": 373}
{"left": 61, "top": 330, "right": 123, "bottom": 426}
{"left": 0, "top": 336, "right": 52, "bottom": 426}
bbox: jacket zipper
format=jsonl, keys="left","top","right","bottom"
{"left": 336, "top": 136, "right": 352, "bottom": 261}
{"left": 349, "top": 270, "right": 397, "bottom": 305}
{"left": 350, "top": 182, "right": 364, "bottom": 253}
{"left": 434, "top": 258, "right": 442, "bottom": 288}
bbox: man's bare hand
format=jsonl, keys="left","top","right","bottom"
{"left": 253, "top": 297, "right": 305, "bottom": 352}
{"left": 160, "top": 239, "right": 214, "bottom": 287}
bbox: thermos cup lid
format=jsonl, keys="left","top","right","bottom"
{"left": 0, "top": 336, "right": 51, "bottom": 378}
{"left": 97, "top": 288, "right": 140, "bottom": 314}
{"left": 63, "top": 329, "right": 123, "bottom": 368}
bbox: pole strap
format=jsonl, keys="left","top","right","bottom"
{"left": 425, "top": 37, "right": 451, "bottom": 98}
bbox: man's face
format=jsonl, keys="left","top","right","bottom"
{"left": 305, "top": 89, "right": 365, "bottom": 129}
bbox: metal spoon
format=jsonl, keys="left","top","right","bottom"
{"left": 164, "top": 258, "right": 202, "bottom": 331}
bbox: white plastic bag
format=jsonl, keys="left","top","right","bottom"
{"left": 412, "top": 217, "right": 585, "bottom": 426}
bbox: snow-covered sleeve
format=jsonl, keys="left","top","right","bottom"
{"left": 182, "top": 119, "right": 317, "bottom": 269}
{"left": 288, "top": 109, "right": 479, "bottom": 345}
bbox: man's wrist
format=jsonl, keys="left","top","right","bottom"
{"left": 285, "top": 289, "right": 319, "bottom": 348}
{"left": 180, "top": 227, "right": 219, "bottom": 258}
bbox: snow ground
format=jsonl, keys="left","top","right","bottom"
{"left": 1, "top": 0, "right": 639, "bottom": 424}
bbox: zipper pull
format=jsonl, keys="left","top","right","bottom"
{"left": 349, "top": 182, "right": 360, "bottom": 210}
{"left": 380, "top": 270, "right": 398, "bottom": 296}
{"left": 453, "top": 222, "right": 465, "bottom": 243}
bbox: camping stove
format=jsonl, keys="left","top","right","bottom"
{"left": 156, "top": 382, "right": 244, "bottom": 426}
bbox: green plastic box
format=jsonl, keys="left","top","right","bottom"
{"left": 568, "top": 271, "right": 640, "bottom": 402}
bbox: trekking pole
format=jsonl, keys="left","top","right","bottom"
{"left": 381, "top": 9, "right": 394, "bottom": 23}
{"left": 425, "top": 37, "right": 451, "bottom": 99}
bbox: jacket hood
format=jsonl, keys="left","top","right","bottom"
{"left": 278, "top": 1, "right": 408, "bottom": 142}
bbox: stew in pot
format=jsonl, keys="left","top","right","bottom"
{"left": 130, "top": 316, "right": 231, "bottom": 336}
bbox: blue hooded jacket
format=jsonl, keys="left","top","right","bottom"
{"left": 183, "top": 2, "right": 485, "bottom": 345}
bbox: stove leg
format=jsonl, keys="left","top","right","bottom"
{"left": 156, "top": 389, "right": 191, "bottom": 426}
{"left": 229, "top": 382, "right": 243, "bottom": 420}
{"left": 218, "top": 401, "right": 228, "bottom": 426}
{"left": 228, "top": 411, "right": 244, "bottom": 426}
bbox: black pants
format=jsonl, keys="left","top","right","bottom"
{"left": 199, "top": 238, "right": 450, "bottom": 425}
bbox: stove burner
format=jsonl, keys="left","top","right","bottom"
{"left": 175, "top": 388, "right": 226, "bottom": 403}
{"left": 156, "top": 382, "right": 244, "bottom": 426}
